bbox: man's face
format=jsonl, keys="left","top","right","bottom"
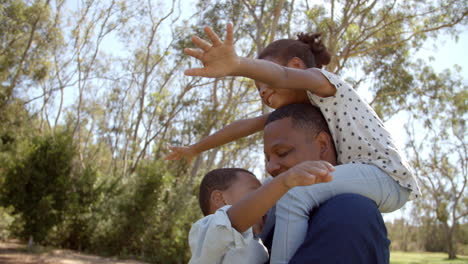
{"left": 263, "top": 117, "right": 322, "bottom": 177}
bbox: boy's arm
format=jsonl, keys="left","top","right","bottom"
{"left": 184, "top": 23, "right": 335, "bottom": 97}
{"left": 227, "top": 161, "right": 335, "bottom": 233}
{"left": 165, "top": 114, "right": 268, "bottom": 162}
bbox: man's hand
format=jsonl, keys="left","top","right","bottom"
{"left": 184, "top": 23, "right": 240, "bottom": 78}
{"left": 279, "top": 160, "right": 335, "bottom": 189}
{"left": 164, "top": 145, "right": 199, "bottom": 164}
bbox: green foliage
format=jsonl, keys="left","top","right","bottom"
{"left": 87, "top": 160, "right": 200, "bottom": 263}
{"left": 386, "top": 218, "right": 421, "bottom": 252}
{"left": 0, "top": 206, "right": 16, "bottom": 240}
{"left": 0, "top": 0, "right": 60, "bottom": 108}
{"left": 103, "top": 160, "right": 169, "bottom": 253}
{"left": 387, "top": 216, "right": 468, "bottom": 254}
{"left": 365, "top": 44, "right": 415, "bottom": 120}
{"left": 1, "top": 130, "right": 76, "bottom": 242}
{"left": 0, "top": 99, "right": 32, "bottom": 151}
{"left": 47, "top": 164, "right": 101, "bottom": 250}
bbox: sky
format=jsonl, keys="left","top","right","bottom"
{"left": 381, "top": 31, "right": 468, "bottom": 222}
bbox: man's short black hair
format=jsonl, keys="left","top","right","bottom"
{"left": 266, "top": 103, "right": 331, "bottom": 137}
{"left": 198, "top": 168, "right": 254, "bottom": 216}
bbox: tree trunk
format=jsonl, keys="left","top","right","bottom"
{"left": 446, "top": 227, "right": 457, "bottom": 259}
{"left": 28, "top": 236, "right": 34, "bottom": 249}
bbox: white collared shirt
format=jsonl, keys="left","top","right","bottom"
{"left": 188, "top": 205, "right": 269, "bottom": 264}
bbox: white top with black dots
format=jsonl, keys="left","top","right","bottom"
{"left": 307, "top": 69, "right": 421, "bottom": 200}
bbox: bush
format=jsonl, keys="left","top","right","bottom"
{"left": 88, "top": 160, "right": 201, "bottom": 263}
{"left": 0, "top": 206, "right": 16, "bottom": 240}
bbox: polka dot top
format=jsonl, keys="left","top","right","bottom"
{"left": 307, "top": 69, "right": 421, "bottom": 200}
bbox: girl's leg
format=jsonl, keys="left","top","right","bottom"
{"left": 270, "top": 164, "right": 409, "bottom": 264}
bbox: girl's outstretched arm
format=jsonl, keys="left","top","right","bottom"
{"left": 165, "top": 114, "right": 268, "bottom": 163}
{"left": 235, "top": 59, "right": 336, "bottom": 97}
{"left": 185, "top": 23, "right": 335, "bottom": 97}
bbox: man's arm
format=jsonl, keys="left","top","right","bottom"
{"left": 165, "top": 114, "right": 268, "bottom": 163}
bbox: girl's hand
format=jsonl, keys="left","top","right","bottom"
{"left": 280, "top": 160, "right": 335, "bottom": 189}
{"left": 164, "top": 145, "right": 199, "bottom": 164}
{"left": 184, "top": 23, "right": 240, "bottom": 78}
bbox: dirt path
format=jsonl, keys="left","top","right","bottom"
{"left": 0, "top": 240, "right": 149, "bottom": 264}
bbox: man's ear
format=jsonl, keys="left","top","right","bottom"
{"left": 316, "top": 131, "right": 333, "bottom": 158}
{"left": 286, "top": 57, "right": 307, "bottom": 69}
{"left": 210, "top": 190, "right": 226, "bottom": 213}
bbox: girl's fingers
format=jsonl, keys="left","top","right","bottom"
{"left": 184, "top": 48, "right": 204, "bottom": 60}
{"left": 165, "top": 153, "right": 177, "bottom": 160}
{"left": 204, "top": 26, "right": 223, "bottom": 47}
{"left": 184, "top": 68, "right": 208, "bottom": 76}
{"left": 225, "top": 23, "right": 233, "bottom": 45}
{"left": 192, "top": 36, "right": 212, "bottom": 51}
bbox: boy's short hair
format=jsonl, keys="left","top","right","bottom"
{"left": 199, "top": 168, "right": 254, "bottom": 216}
{"left": 266, "top": 103, "right": 331, "bottom": 137}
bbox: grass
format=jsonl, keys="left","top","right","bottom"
{"left": 390, "top": 251, "right": 468, "bottom": 264}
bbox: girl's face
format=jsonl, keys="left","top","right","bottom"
{"left": 256, "top": 83, "right": 309, "bottom": 109}
{"left": 256, "top": 57, "right": 309, "bottom": 109}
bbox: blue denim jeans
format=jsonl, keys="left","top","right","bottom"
{"left": 270, "top": 164, "right": 409, "bottom": 264}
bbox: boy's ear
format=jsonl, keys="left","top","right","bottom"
{"left": 286, "top": 57, "right": 307, "bottom": 69}
{"left": 210, "top": 190, "right": 226, "bottom": 213}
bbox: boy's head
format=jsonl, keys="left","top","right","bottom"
{"left": 199, "top": 168, "right": 261, "bottom": 216}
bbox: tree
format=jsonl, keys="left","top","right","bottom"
{"left": 386, "top": 217, "right": 420, "bottom": 251}
{"left": 1, "top": 127, "right": 103, "bottom": 249}
{"left": 405, "top": 64, "right": 467, "bottom": 259}
{"left": 1, "top": 130, "right": 76, "bottom": 244}
{"left": 0, "top": 0, "right": 59, "bottom": 110}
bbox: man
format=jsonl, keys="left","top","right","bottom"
{"left": 260, "top": 103, "right": 390, "bottom": 263}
